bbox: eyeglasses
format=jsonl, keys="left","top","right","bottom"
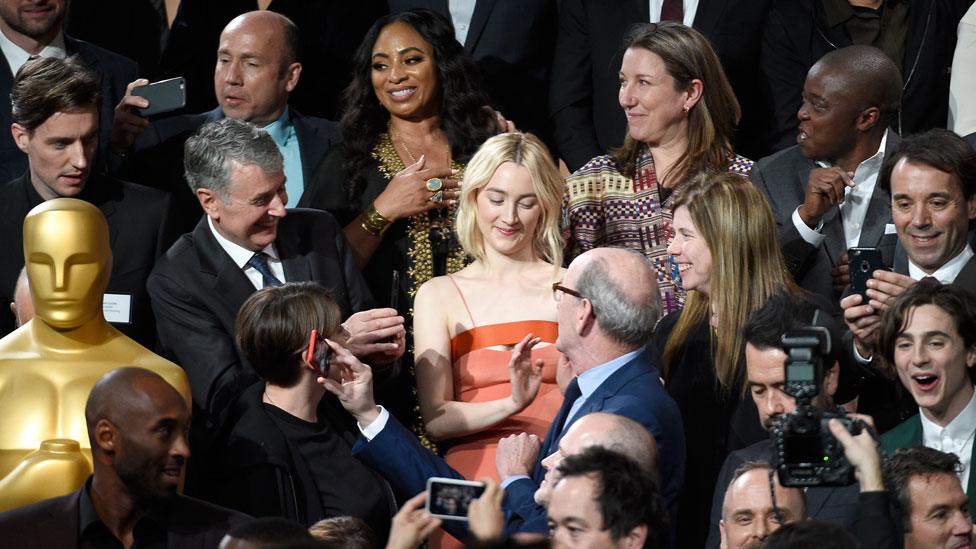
{"left": 552, "top": 282, "right": 584, "bottom": 302}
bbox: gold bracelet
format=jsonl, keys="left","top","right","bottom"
{"left": 361, "top": 202, "right": 392, "bottom": 237}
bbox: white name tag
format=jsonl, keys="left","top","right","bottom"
{"left": 103, "top": 294, "right": 132, "bottom": 324}
{"left": 884, "top": 223, "right": 897, "bottom": 235}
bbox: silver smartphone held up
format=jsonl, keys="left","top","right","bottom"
{"left": 425, "top": 477, "right": 486, "bottom": 521}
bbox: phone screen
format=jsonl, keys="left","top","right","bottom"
{"left": 426, "top": 479, "right": 486, "bottom": 520}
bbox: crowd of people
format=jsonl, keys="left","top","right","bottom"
{"left": 1, "top": 0, "right": 976, "bottom": 548}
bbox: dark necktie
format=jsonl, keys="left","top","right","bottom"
{"left": 660, "top": 0, "right": 684, "bottom": 22}
{"left": 551, "top": 378, "right": 583, "bottom": 438}
{"left": 246, "top": 252, "right": 283, "bottom": 287}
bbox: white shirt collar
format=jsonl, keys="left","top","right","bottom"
{"left": 0, "top": 28, "right": 66, "bottom": 76}
{"left": 207, "top": 215, "right": 278, "bottom": 269}
{"left": 921, "top": 388, "right": 976, "bottom": 437}
{"left": 908, "top": 245, "right": 975, "bottom": 283}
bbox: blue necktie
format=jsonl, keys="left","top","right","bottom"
{"left": 246, "top": 253, "right": 283, "bottom": 287}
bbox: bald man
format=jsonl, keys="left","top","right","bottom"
{"left": 752, "top": 45, "right": 903, "bottom": 313}
{"left": 719, "top": 462, "right": 806, "bottom": 549}
{"left": 111, "top": 10, "right": 341, "bottom": 231}
{"left": 326, "top": 247, "right": 686, "bottom": 537}
{"left": 8, "top": 268, "right": 31, "bottom": 328}
{"left": 0, "top": 368, "right": 248, "bottom": 547}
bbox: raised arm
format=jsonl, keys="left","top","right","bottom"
{"left": 412, "top": 279, "right": 543, "bottom": 441}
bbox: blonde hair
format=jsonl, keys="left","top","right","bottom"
{"left": 611, "top": 22, "right": 739, "bottom": 181}
{"left": 455, "top": 132, "right": 563, "bottom": 271}
{"left": 663, "top": 173, "right": 798, "bottom": 392}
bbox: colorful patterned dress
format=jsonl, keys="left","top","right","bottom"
{"left": 562, "top": 146, "right": 753, "bottom": 315}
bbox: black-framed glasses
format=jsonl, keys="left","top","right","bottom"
{"left": 552, "top": 282, "right": 584, "bottom": 302}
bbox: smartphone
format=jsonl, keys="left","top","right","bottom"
{"left": 389, "top": 270, "right": 400, "bottom": 310}
{"left": 425, "top": 477, "right": 486, "bottom": 521}
{"left": 305, "top": 329, "right": 331, "bottom": 377}
{"left": 132, "top": 77, "right": 186, "bottom": 116}
{"left": 849, "top": 247, "right": 885, "bottom": 304}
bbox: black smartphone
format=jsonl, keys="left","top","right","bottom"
{"left": 425, "top": 477, "right": 486, "bottom": 521}
{"left": 849, "top": 247, "right": 885, "bottom": 304}
{"left": 389, "top": 270, "right": 400, "bottom": 310}
{"left": 132, "top": 77, "right": 186, "bottom": 116}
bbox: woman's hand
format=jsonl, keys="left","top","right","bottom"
{"left": 508, "top": 333, "right": 544, "bottom": 413}
{"left": 385, "top": 491, "right": 442, "bottom": 549}
{"left": 468, "top": 478, "right": 505, "bottom": 541}
{"left": 372, "top": 155, "right": 460, "bottom": 221}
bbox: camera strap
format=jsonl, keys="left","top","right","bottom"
{"left": 767, "top": 467, "right": 786, "bottom": 526}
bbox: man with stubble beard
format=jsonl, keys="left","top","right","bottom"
{"left": 705, "top": 292, "right": 859, "bottom": 548}
{"left": 0, "top": 367, "right": 248, "bottom": 547}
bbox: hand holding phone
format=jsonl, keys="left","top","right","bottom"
{"left": 425, "top": 477, "right": 486, "bottom": 521}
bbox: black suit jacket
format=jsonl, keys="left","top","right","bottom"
{"left": 0, "top": 172, "right": 174, "bottom": 347}
{"left": 125, "top": 107, "right": 341, "bottom": 233}
{"left": 388, "top": 0, "right": 557, "bottom": 138}
{"left": 751, "top": 131, "right": 900, "bottom": 313}
{"left": 704, "top": 438, "right": 861, "bottom": 548}
{"left": 0, "top": 34, "right": 137, "bottom": 184}
{"left": 148, "top": 209, "right": 374, "bottom": 433}
{"left": 966, "top": 131, "right": 976, "bottom": 149}
{"left": 0, "top": 483, "right": 248, "bottom": 548}
{"left": 760, "top": 0, "right": 972, "bottom": 153}
{"left": 549, "top": 0, "right": 771, "bottom": 170}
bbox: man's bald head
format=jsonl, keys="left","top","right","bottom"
{"left": 812, "top": 45, "right": 902, "bottom": 128}
{"left": 569, "top": 247, "right": 661, "bottom": 346}
{"left": 85, "top": 367, "right": 187, "bottom": 445}
{"left": 223, "top": 10, "right": 300, "bottom": 68}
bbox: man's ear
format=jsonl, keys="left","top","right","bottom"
{"left": 283, "top": 62, "right": 302, "bottom": 93}
{"left": 10, "top": 123, "right": 30, "bottom": 154}
{"left": 577, "top": 298, "right": 596, "bottom": 336}
{"left": 621, "top": 524, "right": 648, "bottom": 549}
{"left": 94, "top": 418, "right": 118, "bottom": 454}
{"left": 855, "top": 106, "right": 881, "bottom": 132}
{"left": 719, "top": 519, "right": 729, "bottom": 549}
{"left": 197, "top": 188, "right": 220, "bottom": 217}
{"left": 824, "top": 360, "right": 840, "bottom": 398}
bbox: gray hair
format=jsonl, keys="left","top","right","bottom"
{"left": 575, "top": 253, "right": 661, "bottom": 346}
{"left": 184, "top": 118, "right": 283, "bottom": 198}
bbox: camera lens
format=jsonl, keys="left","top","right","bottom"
{"left": 860, "top": 260, "right": 870, "bottom": 273}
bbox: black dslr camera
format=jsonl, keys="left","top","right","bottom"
{"left": 770, "top": 327, "right": 863, "bottom": 487}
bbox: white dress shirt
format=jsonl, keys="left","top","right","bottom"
{"left": 908, "top": 245, "right": 975, "bottom": 284}
{"left": 207, "top": 216, "right": 285, "bottom": 289}
{"left": 448, "top": 0, "right": 477, "bottom": 45}
{"left": 792, "top": 132, "right": 889, "bottom": 249}
{"left": 921, "top": 389, "right": 976, "bottom": 491}
{"left": 649, "top": 0, "right": 699, "bottom": 26}
{"left": 0, "top": 28, "right": 66, "bottom": 76}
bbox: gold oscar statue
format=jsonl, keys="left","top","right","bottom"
{"left": 0, "top": 198, "right": 191, "bottom": 512}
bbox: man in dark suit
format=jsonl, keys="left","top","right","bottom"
{"left": 322, "top": 247, "right": 685, "bottom": 539}
{"left": 838, "top": 129, "right": 976, "bottom": 431}
{"left": 388, "top": 1, "right": 556, "bottom": 140}
{"left": 548, "top": 0, "right": 771, "bottom": 170}
{"left": 113, "top": 10, "right": 341, "bottom": 233}
{"left": 0, "top": 367, "right": 248, "bottom": 547}
{"left": 752, "top": 46, "right": 903, "bottom": 314}
{"left": 760, "top": 0, "right": 972, "bottom": 154}
{"left": 148, "top": 118, "right": 404, "bottom": 474}
{"left": 0, "top": 0, "right": 136, "bottom": 184}
{"left": 0, "top": 56, "right": 172, "bottom": 347}
{"left": 705, "top": 292, "right": 858, "bottom": 548}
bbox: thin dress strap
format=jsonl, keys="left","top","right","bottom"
{"left": 447, "top": 275, "right": 476, "bottom": 327}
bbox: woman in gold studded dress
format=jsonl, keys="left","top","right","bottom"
{"left": 303, "top": 9, "right": 496, "bottom": 426}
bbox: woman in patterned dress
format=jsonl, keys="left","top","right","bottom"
{"left": 562, "top": 21, "right": 753, "bottom": 317}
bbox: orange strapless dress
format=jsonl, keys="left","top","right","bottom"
{"left": 442, "top": 320, "right": 562, "bottom": 483}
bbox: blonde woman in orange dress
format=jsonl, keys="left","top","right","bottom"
{"left": 413, "top": 132, "right": 565, "bottom": 493}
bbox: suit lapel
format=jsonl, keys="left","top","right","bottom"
{"left": 292, "top": 111, "right": 323, "bottom": 186}
{"left": 193, "top": 218, "right": 257, "bottom": 321}
{"left": 634, "top": 0, "right": 650, "bottom": 22}
{"left": 692, "top": 0, "right": 726, "bottom": 36}
{"left": 858, "top": 132, "right": 899, "bottom": 248}
{"left": 953, "top": 256, "right": 976, "bottom": 293}
{"left": 0, "top": 51, "right": 13, "bottom": 122}
{"left": 464, "top": 0, "right": 497, "bottom": 52}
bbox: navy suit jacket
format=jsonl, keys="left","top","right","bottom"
{"left": 0, "top": 35, "right": 137, "bottom": 184}
{"left": 352, "top": 347, "right": 686, "bottom": 536}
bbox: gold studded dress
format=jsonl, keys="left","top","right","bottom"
{"left": 304, "top": 134, "right": 470, "bottom": 448}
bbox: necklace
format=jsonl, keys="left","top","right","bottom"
{"left": 389, "top": 123, "right": 451, "bottom": 167}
